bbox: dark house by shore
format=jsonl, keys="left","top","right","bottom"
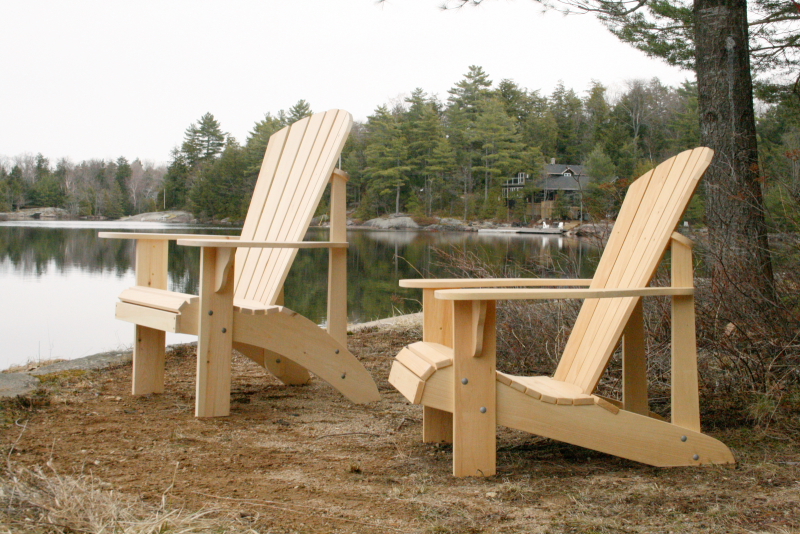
{"left": 502, "top": 159, "right": 593, "bottom": 220}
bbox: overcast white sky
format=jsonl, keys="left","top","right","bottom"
{"left": 0, "top": 0, "right": 691, "bottom": 165}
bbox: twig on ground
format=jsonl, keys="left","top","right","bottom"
{"left": 6, "top": 419, "right": 28, "bottom": 469}
{"left": 162, "top": 460, "right": 180, "bottom": 507}
{"left": 313, "top": 432, "right": 380, "bottom": 440}
{"left": 192, "top": 492, "right": 407, "bottom": 532}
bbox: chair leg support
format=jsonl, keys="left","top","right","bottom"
{"left": 452, "top": 300, "right": 497, "bottom": 477}
{"left": 132, "top": 325, "right": 165, "bottom": 395}
{"left": 233, "top": 310, "right": 380, "bottom": 404}
{"left": 233, "top": 342, "right": 311, "bottom": 385}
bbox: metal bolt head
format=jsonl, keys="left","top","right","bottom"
{"left": 480, "top": 407, "right": 487, "bottom": 414}
{"left": 208, "top": 310, "right": 214, "bottom": 316}
{"left": 681, "top": 436, "right": 688, "bottom": 442}
{"left": 221, "top": 328, "right": 227, "bottom": 333}
{"left": 461, "top": 378, "right": 469, "bottom": 385}
{"left": 693, "top": 454, "right": 700, "bottom": 461}
{"left": 341, "top": 373, "right": 346, "bottom": 379}
{"left": 335, "top": 349, "right": 340, "bottom": 354}
{"left": 276, "top": 359, "right": 281, "bottom": 364}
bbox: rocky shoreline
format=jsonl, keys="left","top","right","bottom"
{"left": 0, "top": 313, "right": 422, "bottom": 398}
{"left": 0, "top": 207, "right": 73, "bottom": 221}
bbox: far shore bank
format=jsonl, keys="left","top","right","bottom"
{"left": 1, "top": 207, "right": 612, "bottom": 237}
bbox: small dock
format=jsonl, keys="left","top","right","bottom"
{"left": 478, "top": 227, "right": 565, "bottom": 235}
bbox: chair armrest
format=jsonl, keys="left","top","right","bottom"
{"left": 99, "top": 232, "right": 239, "bottom": 241}
{"left": 176, "top": 239, "right": 348, "bottom": 249}
{"left": 434, "top": 286, "right": 694, "bottom": 301}
{"left": 400, "top": 278, "right": 593, "bottom": 289}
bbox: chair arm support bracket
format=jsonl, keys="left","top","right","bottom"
{"left": 214, "top": 248, "right": 234, "bottom": 293}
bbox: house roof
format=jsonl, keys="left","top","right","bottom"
{"left": 501, "top": 163, "right": 593, "bottom": 191}
{"left": 538, "top": 163, "right": 591, "bottom": 190}
{"left": 545, "top": 164, "right": 586, "bottom": 176}
{"left": 536, "top": 174, "right": 592, "bottom": 191}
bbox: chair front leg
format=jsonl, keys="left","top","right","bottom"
{"left": 452, "top": 299, "right": 497, "bottom": 477}
{"left": 132, "top": 239, "right": 168, "bottom": 395}
{"left": 196, "top": 247, "right": 234, "bottom": 418}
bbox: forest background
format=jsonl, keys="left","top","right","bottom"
{"left": 1, "top": 66, "right": 798, "bottom": 231}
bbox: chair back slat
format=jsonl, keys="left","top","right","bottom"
{"left": 233, "top": 109, "right": 353, "bottom": 306}
{"left": 553, "top": 147, "right": 713, "bottom": 392}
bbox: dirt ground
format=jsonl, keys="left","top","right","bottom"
{"left": 1, "top": 326, "right": 799, "bottom": 533}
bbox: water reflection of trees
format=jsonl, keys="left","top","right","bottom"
{"left": 1, "top": 225, "right": 599, "bottom": 326}
{"left": 0, "top": 226, "right": 136, "bottom": 276}
{"left": 0, "top": 226, "right": 232, "bottom": 295}
{"left": 285, "top": 229, "right": 601, "bottom": 325}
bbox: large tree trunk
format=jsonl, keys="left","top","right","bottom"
{"left": 694, "top": 0, "right": 775, "bottom": 307}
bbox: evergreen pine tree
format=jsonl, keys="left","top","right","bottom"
{"left": 0, "top": 165, "right": 10, "bottom": 212}
{"left": 162, "top": 149, "right": 191, "bottom": 209}
{"left": 364, "top": 106, "right": 411, "bottom": 215}
{"left": 7, "top": 165, "right": 25, "bottom": 210}
{"left": 244, "top": 113, "right": 285, "bottom": 176}
{"left": 182, "top": 113, "right": 226, "bottom": 166}
{"left": 115, "top": 156, "right": 134, "bottom": 215}
{"left": 550, "top": 83, "right": 585, "bottom": 163}
{"left": 190, "top": 138, "right": 248, "bottom": 220}
{"left": 403, "top": 89, "right": 448, "bottom": 215}
{"left": 287, "top": 100, "right": 313, "bottom": 123}
{"left": 474, "top": 97, "right": 524, "bottom": 202}
{"left": 446, "top": 66, "right": 493, "bottom": 220}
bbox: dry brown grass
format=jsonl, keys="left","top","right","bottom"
{"left": 0, "top": 328, "right": 799, "bottom": 533}
{"left": 0, "top": 464, "right": 258, "bottom": 534}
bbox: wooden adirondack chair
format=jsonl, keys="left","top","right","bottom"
{"left": 100, "top": 109, "right": 380, "bottom": 418}
{"left": 388, "top": 147, "right": 735, "bottom": 477}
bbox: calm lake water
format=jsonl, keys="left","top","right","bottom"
{"left": 0, "top": 221, "right": 600, "bottom": 370}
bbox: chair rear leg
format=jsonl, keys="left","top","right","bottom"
{"left": 423, "top": 407, "right": 453, "bottom": 443}
{"left": 132, "top": 325, "right": 165, "bottom": 395}
{"left": 421, "top": 289, "right": 454, "bottom": 443}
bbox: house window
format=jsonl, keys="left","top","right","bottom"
{"left": 508, "top": 172, "right": 528, "bottom": 186}
{"left": 563, "top": 171, "right": 572, "bottom": 177}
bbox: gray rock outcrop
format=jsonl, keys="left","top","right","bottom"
{"left": 119, "top": 211, "right": 196, "bottom": 223}
{"left": 363, "top": 215, "right": 420, "bottom": 230}
{"left": 0, "top": 373, "right": 40, "bottom": 398}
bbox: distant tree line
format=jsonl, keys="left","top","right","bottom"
{"left": 2, "top": 68, "right": 799, "bottom": 229}
{"left": 0, "top": 153, "right": 166, "bottom": 217}
{"left": 343, "top": 67, "right": 705, "bottom": 222}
